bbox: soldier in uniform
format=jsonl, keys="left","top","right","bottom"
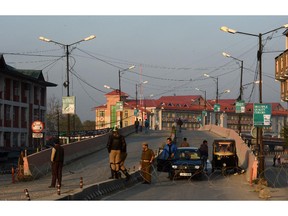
{"left": 140, "top": 142, "right": 155, "bottom": 184}
{"left": 107, "top": 127, "right": 126, "bottom": 179}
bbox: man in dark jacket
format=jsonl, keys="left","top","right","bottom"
{"left": 49, "top": 138, "right": 64, "bottom": 188}
{"left": 107, "top": 127, "right": 128, "bottom": 179}
{"left": 199, "top": 140, "right": 208, "bottom": 171}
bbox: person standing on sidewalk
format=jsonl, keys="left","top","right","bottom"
{"left": 140, "top": 142, "right": 155, "bottom": 184}
{"left": 49, "top": 138, "right": 64, "bottom": 188}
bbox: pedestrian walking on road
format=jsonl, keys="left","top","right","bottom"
{"left": 273, "top": 154, "right": 277, "bottom": 167}
{"left": 144, "top": 119, "right": 149, "bottom": 134}
{"left": 277, "top": 154, "right": 281, "bottom": 165}
{"left": 134, "top": 118, "right": 139, "bottom": 133}
{"left": 49, "top": 138, "right": 64, "bottom": 188}
{"left": 107, "top": 127, "right": 126, "bottom": 179}
{"left": 199, "top": 140, "right": 208, "bottom": 171}
{"left": 140, "top": 142, "right": 155, "bottom": 184}
{"left": 180, "top": 137, "right": 190, "bottom": 147}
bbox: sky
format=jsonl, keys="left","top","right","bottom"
{"left": 1, "top": 2, "right": 288, "bottom": 123}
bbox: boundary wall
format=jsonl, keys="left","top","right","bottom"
{"left": 26, "top": 126, "right": 135, "bottom": 179}
{"left": 199, "top": 125, "right": 256, "bottom": 182}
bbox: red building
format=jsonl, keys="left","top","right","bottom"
{"left": 0, "top": 54, "right": 57, "bottom": 152}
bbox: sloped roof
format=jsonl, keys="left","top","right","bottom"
{"left": 105, "top": 90, "right": 129, "bottom": 97}
{"left": 158, "top": 95, "right": 202, "bottom": 105}
{"left": 0, "top": 54, "right": 57, "bottom": 87}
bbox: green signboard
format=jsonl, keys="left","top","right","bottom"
{"left": 134, "top": 109, "right": 139, "bottom": 116}
{"left": 116, "top": 101, "right": 123, "bottom": 112}
{"left": 62, "top": 96, "right": 75, "bottom": 114}
{"left": 236, "top": 100, "right": 245, "bottom": 113}
{"left": 214, "top": 104, "right": 220, "bottom": 112}
{"left": 253, "top": 103, "right": 271, "bottom": 127}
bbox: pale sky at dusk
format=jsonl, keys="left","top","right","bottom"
{"left": 1, "top": 1, "right": 288, "bottom": 121}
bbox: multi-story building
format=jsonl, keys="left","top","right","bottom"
{"left": 0, "top": 54, "right": 57, "bottom": 152}
{"left": 94, "top": 90, "right": 288, "bottom": 137}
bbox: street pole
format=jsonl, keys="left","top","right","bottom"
{"left": 215, "top": 77, "right": 219, "bottom": 126}
{"left": 222, "top": 52, "right": 244, "bottom": 135}
{"left": 258, "top": 33, "right": 264, "bottom": 178}
{"left": 220, "top": 24, "right": 288, "bottom": 179}
{"left": 117, "top": 65, "right": 135, "bottom": 128}
{"left": 65, "top": 45, "right": 71, "bottom": 143}
{"left": 118, "top": 69, "right": 122, "bottom": 128}
{"left": 39, "top": 35, "right": 96, "bottom": 143}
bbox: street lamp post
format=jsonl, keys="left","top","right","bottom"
{"left": 39, "top": 35, "right": 96, "bottom": 143}
{"left": 220, "top": 24, "right": 288, "bottom": 179}
{"left": 204, "top": 73, "right": 219, "bottom": 125}
{"left": 118, "top": 65, "right": 135, "bottom": 128}
{"left": 222, "top": 52, "right": 244, "bottom": 134}
{"left": 135, "top": 81, "right": 148, "bottom": 129}
{"left": 195, "top": 88, "right": 207, "bottom": 125}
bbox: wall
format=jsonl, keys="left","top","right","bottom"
{"left": 26, "top": 125, "right": 135, "bottom": 179}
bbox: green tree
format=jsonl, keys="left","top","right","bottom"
{"left": 46, "top": 95, "right": 83, "bottom": 134}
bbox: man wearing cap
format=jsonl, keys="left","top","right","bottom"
{"left": 107, "top": 127, "right": 127, "bottom": 179}
{"left": 140, "top": 143, "right": 155, "bottom": 184}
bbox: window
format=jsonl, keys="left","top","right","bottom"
{"left": 99, "top": 111, "right": 105, "bottom": 117}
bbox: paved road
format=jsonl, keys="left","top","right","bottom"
{"left": 0, "top": 129, "right": 287, "bottom": 201}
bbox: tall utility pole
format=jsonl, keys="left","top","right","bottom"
{"left": 195, "top": 88, "right": 207, "bottom": 125}
{"left": 204, "top": 74, "right": 219, "bottom": 125}
{"left": 222, "top": 52, "right": 244, "bottom": 134}
{"left": 221, "top": 24, "right": 288, "bottom": 179}
{"left": 39, "top": 35, "right": 96, "bottom": 143}
{"left": 118, "top": 65, "right": 135, "bottom": 128}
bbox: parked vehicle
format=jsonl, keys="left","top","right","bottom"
{"left": 211, "top": 138, "right": 238, "bottom": 175}
{"left": 157, "top": 147, "right": 203, "bottom": 180}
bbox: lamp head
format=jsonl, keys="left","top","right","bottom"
{"left": 220, "top": 26, "right": 237, "bottom": 34}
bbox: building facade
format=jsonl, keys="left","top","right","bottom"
{"left": 0, "top": 54, "right": 56, "bottom": 151}
{"left": 94, "top": 91, "right": 288, "bottom": 137}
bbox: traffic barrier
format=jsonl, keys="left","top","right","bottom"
{"left": 57, "top": 184, "right": 61, "bottom": 195}
{"left": 11, "top": 167, "right": 15, "bottom": 184}
{"left": 80, "top": 177, "right": 83, "bottom": 188}
{"left": 58, "top": 171, "right": 142, "bottom": 200}
{"left": 24, "top": 189, "right": 30, "bottom": 200}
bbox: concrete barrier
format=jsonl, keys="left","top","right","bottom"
{"left": 58, "top": 171, "right": 143, "bottom": 200}
{"left": 27, "top": 126, "right": 135, "bottom": 179}
{"left": 199, "top": 125, "right": 256, "bottom": 182}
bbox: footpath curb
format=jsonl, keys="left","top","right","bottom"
{"left": 58, "top": 171, "right": 143, "bottom": 200}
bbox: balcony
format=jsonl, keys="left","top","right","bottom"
{"left": 275, "top": 49, "right": 288, "bottom": 81}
